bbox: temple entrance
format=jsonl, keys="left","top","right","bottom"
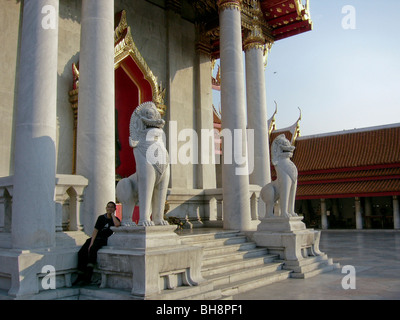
{"left": 69, "top": 10, "right": 166, "bottom": 224}
{"left": 114, "top": 59, "right": 153, "bottom": 179}
{"left": 113, "top": 10, "right": 165, "bottom": 224}
{"left": 114, "top": 54, "right": 154, "bottom": 225}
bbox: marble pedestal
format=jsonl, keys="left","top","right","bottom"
{"left": 254, "top": 216, "right": 323, "bottom": 262}
{"left": 97, "top": 225, "right": 204, "bottom": 299}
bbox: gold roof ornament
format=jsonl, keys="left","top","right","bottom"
{"left": 268, "top": 105, "right": 302, "bottom": 146}
{"left": 268, "top": 100, "right": 278, "bottom": 135}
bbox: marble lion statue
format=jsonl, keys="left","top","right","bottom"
{"left": 260, "top": 134, "right": 298, "bottom": 218}
{"left": 116, "top": 101, "right": 170, "bottom": 226}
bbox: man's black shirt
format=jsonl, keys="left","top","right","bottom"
{"left": 94, "top": 214, "right": 120, "bottom": 240}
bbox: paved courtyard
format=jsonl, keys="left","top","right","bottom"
{"left": 234, "top": 230, "right": 400, "bottom": 300}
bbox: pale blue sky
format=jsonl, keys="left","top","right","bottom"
{"left": 264, "top": 0, "right": 400, "bottom": 136}
{"left": 213, "top": 1, "right": 400, "bottom": 136}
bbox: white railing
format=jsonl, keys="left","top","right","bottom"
{"left": 166, "top": 185, "right": 262, "bottom": 228}
{"left": 0, "top": 174, "right": 88, "bottom": 233}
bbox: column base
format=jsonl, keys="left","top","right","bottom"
{"left": 0, "top": 246, "right": 80, "bottom": 298}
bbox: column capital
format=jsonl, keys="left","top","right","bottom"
{"left": 243, "top": 24, "right": 265, "bottom": 51}
{"left": 217, "top": 0, "right": 241, "bottom": 12}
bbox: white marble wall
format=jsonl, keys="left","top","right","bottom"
{"left": 0, "top": 1, "right": 22, "bottom": 177}
{"left": 56, "top": 0, "right": 81, "bottom": 174}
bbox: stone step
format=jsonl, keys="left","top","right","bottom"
{"left": 181, "top": 288, "right": 223, "bottom": 300}
{"left": 13, "top": 287, "right": 81, "bottom": 300}
{"left": 79, "top": 286, "right": 138, "bottom": 300}
{"left": 283, "top": 253, "right": 341, "bottom": 279}
{"left": 204, "top": 261, "right": 284, "bottom": 287}
{"left": 177, "top": 230, "right": 242, "bottom": 243}
{"left": 202, "top": 241, "right": 257, "bottom": 256}
{"left": 283, "top": 254, "right": 329, "bottom": 272}
{"left": 202, "top": 247, "right": 269, "bottom": 267}
{"left": 217, "top": 269, "right": 292, "bottom": 297}
{"left": 290, "top": 261, "right": 341, "bottom": 279}
{"left": 149, "top": 281, "right": 216, "bottom": 300}
{"left": 202, "top": 254, "right": 279, "bottom": 278}
{"left": 181, "top": 235, "right": 248, "bottom": 248}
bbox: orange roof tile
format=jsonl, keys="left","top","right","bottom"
{"left": 296, "top": 178, "right": 400, "bottom": 200}
{"left": 299, "top": 167, "right": 400, "bottom": 183}
{"left": 269, "top": 124, "right": 400, "bottom": 199}
{"left": 292, "top": 125, "right": 400, "bottom": 172}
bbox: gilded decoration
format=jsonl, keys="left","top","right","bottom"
{"left": 69, "top": 10, "right": 166, "bottom": 117}
{"left": 192, "top": 0, "right": 311, "bottom": 58}
{"left": 217, "top": 0, "right": 241, "bottom": 12}
{"left": 114, "top": 10, "right": 166, "bottom": 116}
{"left": 193, "top": 0, "right": 276, "bottom": 59}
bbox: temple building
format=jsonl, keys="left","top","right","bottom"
{"left": 2, "top": 0, "right": 389, "bottom": 300}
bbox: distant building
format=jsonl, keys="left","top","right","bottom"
{"left": 266, "top": 111, "right": 400, "bottom": 230}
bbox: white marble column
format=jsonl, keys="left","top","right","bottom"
{"left": 393, "top": 196, "right": 400, "bottom": 229}
{"left": 218, "top": 0, "right": 251, "bottom": 230}
{"left": 320, "top": 198, "right": 328, "bottom": 230}
{"left": 244, "top": 28, "right": 271, "bottom": 218}
{"left": 76, "top": 0, "right": 115, "bottom": 232}
{"left": 355, "top": 197, "right": 363, "bottom": 229}
{"left": 12, "top": 0, "right": 59, "bottom": 249}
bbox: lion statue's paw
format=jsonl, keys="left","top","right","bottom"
{"left": 154, "top": 219, "right": 169, "bottom": 226}
{"left": 122, "top": 221, "right": 137, "bottom": 227}
{"left": 139, "top": 220, "right": 155, "bottom": 227}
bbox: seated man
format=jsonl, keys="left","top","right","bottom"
{"left": 74, "top": 201, "right": 121, "bottom": 285}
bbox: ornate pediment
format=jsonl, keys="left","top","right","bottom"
{"left": 114, "top": 10, "right": 166, "bottom": 116}
{"left": 188, "top": 0, "right": 312, "bottom": 59}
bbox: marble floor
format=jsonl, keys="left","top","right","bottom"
{"left": 234, "top": 230, "right": 400, "bottom": 300}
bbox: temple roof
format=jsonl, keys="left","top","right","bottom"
{"left": 292, "top": 123, "right": 400, "bottom": 199}
{"left": 188, "top": 0, "right": 313, "bottom": 59}
{"left": 293, "top": 124, "right": 400, "bottom": 172}
{"left": 297, "top": 178, "right": 400, "bottom": 200}
{"left": 260, "top": 0, "right": 312, "bottom": 41}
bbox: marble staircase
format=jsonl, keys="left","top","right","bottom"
{"left": 71, "top": 229, "right": 337, "bottom": 300}
{"left": 177, "top": 230, "right": 292, "bottom": 300}
{"left": 284, "top": 254, "right": 340, "bottom": 279}
{"left": 75, "top": 229, "right": 292, "bottom": 300}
